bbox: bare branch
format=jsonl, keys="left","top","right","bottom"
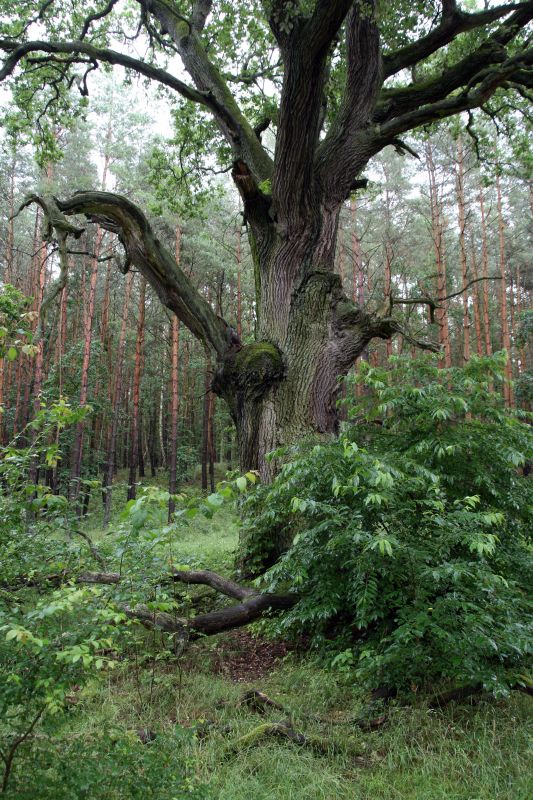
{"left": 172, "top": 568, "right": 257, "bottom": 600}
{"left": 377, "top": 46, "right": 533, "bottom": 146}
{"left": 124, "top": 589, "right": 297, "bottom": 639}
{"left": 79, "top": 566, "right": 297, "bottom": 640}
{"left": 376, "top": 4, "right": 533, "bottom": 126}
{"left": 137, "top": 0, "right": 273, "bottom": 182}
{"left": 79, "top": 0, "right": 121, "bottom": 40}
{"left": 389, "top": 276, "right": 502, "bottom": 325}
{"left": 0, "top": 38, "right": 218, "bottom": 110}
{"left": 15, "top": 194, "right": 83, "bottom": 342}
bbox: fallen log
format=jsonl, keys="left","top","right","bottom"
{"left": 123, "top": 589, "right": 297, "bottom": 639}
{"left": 428, "top": 684, "right": 484, "bottom": 708}
{"left": 78, "top": 571, "right": 121, "bottom": 585}
{"left": 228, "top": 721, "right": 364, "bottom": 757}
{"left": 171, "top": 569, "right": 257, "bottom": 600}
{"left": 238, "top": 689, "right": 286, "bottom": 714}
{"left": 78, "top": 568, "right": 298, "bottom": 640}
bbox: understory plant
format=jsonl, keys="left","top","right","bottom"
{"left": 246, "top": 354, "right": 533, "bottom": 696}
{"left": 0, "top": 402, "right": 208, "bottom": 797}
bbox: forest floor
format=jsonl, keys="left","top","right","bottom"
{"left": 75, "top": 473, "right": 532, "bottom": 800}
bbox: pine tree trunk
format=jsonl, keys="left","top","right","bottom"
{"left": 28, "top": 205, "right": 49, "bottom": 487}
{"left": 426, "top": 143, "right": 451, "bottom": 368}
{"left": 208, "top": 387, "right": 216, "bottom": 492}
{"left": 127, "top": 276, "right": 146, "bottom": 500}
{"left": 168, "top": 317, "right": 181, "bottom": 517}
{"left": 148, "top": 403, "right": 158, "bottom": 478}
{"left": 168, "top": 226, "right": 182, "bottom": 518}
{"left": 158, "top": 373, "right": 167, "bottom": 470}
{"left": 103, "top": 271, "right": 133, "bottom": 526}
{"left": 515, "top": 264, "right": 527, "bottom": 373}
{"left": 0, "top": 156, "right": 16, "bottom": 443}
{"left": 70, "top": 228, "right": 102, "bottom": 505}
{"left": 455, "top": 136, "right": 470, "bottom": 363}
{"left": 383, "top": 167, "right": 393, "bottom": 360}
{"left": 479, "top": 186, "right": 493, "bottom": 357}
{"left": 496, "top": 175, "right": 513, "bottom": 406}
{"left": 201, "top": 354, "right": 211, "bottom": 494}
{"left": 469, "top": 240, "right": 484, "bottom": 356}
{"left": 138, "top": 415, "right": 146, "bottom": 478}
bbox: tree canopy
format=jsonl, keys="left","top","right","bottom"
{"left": 1, "top": 1, "right": 533, "bottom": 477}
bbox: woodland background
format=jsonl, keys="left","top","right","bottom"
{"left": 0, "top": 75, "right": 531, "bottom": 513}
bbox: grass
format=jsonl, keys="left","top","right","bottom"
{"left": 68, "top": 650, "right": 532, "bottom": 800}
{"left": 84, "top": 466, "right": 239, "bottom": 571}
{"left": 9, "top": 470, "right": 533, "bottom": 799}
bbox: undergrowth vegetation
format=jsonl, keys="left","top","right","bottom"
{"left": 0, "top": 355, "right": 531, "bottom": 798}
{"left": 245, "top": 354, "right": 533, "bottom": 694}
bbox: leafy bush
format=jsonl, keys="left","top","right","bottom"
{"left": 0, "top": 585, "right": 128, "bottom": 791}
{"left": 2, "top": 726, "right": 209, "bottom": 799}
{"left": 0, "top": 408, "right": 209, "bottom": 797}
{"left": 0, "top": 399, "right": 92, "bottom": 588}
{"left": 246, "top": 355, "right": 533, "bottom": 695}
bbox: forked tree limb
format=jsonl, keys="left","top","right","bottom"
{"left": 123, "top": 590, "right": 297, "bottom": 639}
{"left": 380, "top": 275, "right": 502, "bottom": 325}
{"left": 79, "top": 567, "right": 298, "bottom": 639}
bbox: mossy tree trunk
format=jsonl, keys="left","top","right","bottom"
{"left": 14, "top": 0, "right": 533, "bottom": 472}
{"left": 33, "top": 190, "right": 397, "bottom": 489}
{"left": 213, "top": 201, "right": 388, "bottom": 479}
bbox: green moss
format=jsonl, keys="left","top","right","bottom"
{"left": 234, "top": 342, "right": 283, "bottom": 381}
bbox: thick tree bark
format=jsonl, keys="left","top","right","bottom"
{"left": 25, "top": 188, "right": 415, "bottom": 490}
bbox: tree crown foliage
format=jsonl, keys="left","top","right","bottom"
{"left": 1, "top": 0, "right": 532, "bottom": 189}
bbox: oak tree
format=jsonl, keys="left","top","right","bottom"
{"left": 1, "top": 0, "right": 533, "bottom": 477}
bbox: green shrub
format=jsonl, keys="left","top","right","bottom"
{"left": 2, "top": 726, "right": 209, "bottom": 799}
{"left": 245, "top": 354, "right": 533, "bottom": 695}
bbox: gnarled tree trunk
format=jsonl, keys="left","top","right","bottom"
{"left": 214, "top": 223, "right": 384, "bottom": 480}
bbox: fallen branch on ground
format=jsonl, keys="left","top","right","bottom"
{"left": 228, "top": 721, "right": 351, "bottom": 756}
{"left": 428, "top": 684, "right": 484, "bottom": 708}
{"left": 238, "top": 689, "right": 287, "bottom": 714}
{"left": 79, "top": 568, "right": 298, "bottom": 640}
